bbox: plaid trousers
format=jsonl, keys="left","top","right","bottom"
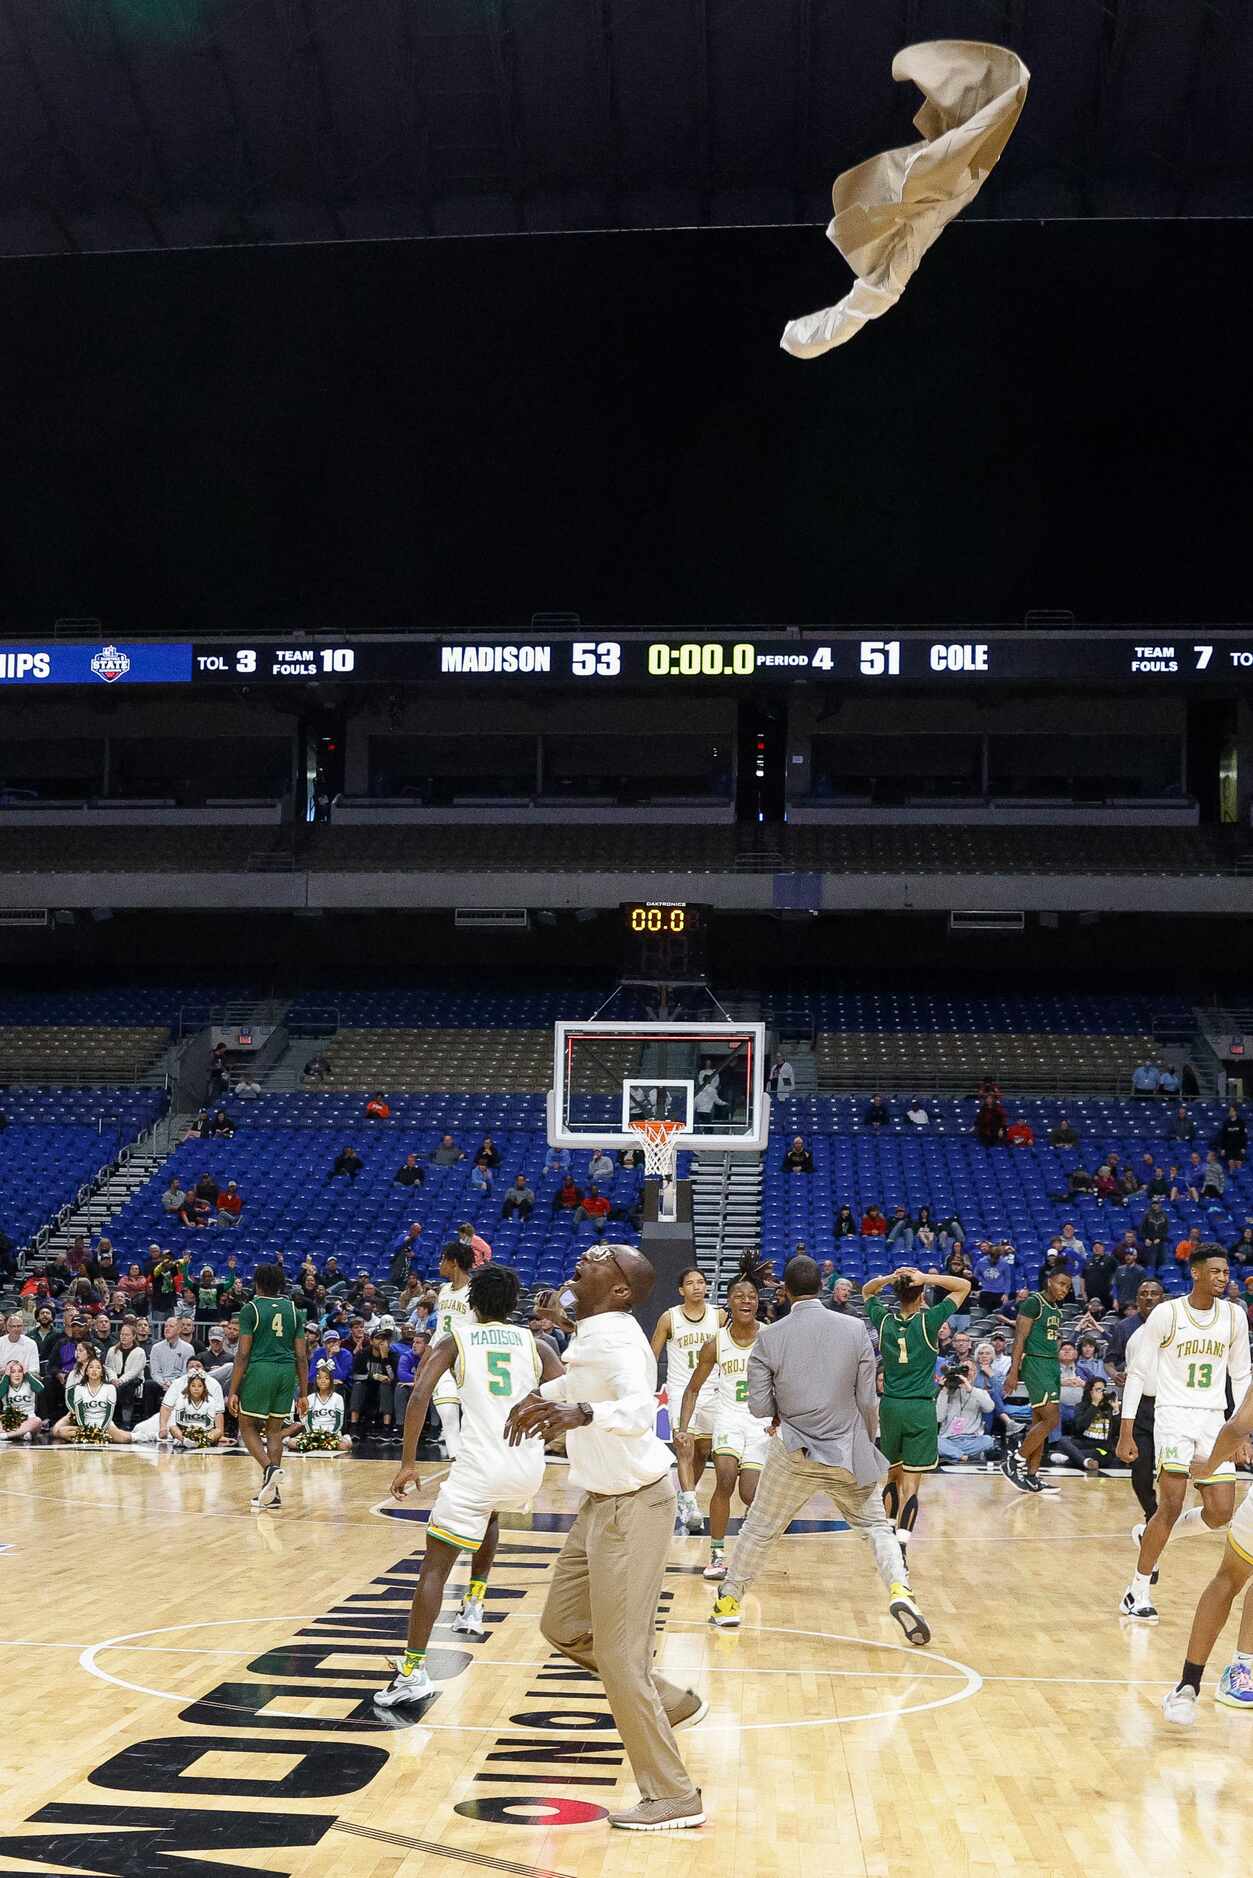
{"left": 724, "top": 1439, "right": 904, "bottom": 1601}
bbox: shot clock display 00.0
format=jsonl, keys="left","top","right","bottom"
{"left": 621, "top": 903, "right": 708, "bottom": 979}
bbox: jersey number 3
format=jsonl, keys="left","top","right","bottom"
{"left": 487, "top": 1351, "right": 512, "bottom": 1396}
{"left": 1186, "top": 1361, "right": 1213, "bottom": 1390}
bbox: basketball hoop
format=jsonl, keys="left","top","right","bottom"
{"left": 629, "top": 1117, "right": 684, "bottom": 1184}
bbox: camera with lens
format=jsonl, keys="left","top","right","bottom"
{"left": 941, "top": 1362, "right": 968, "bottom": 1392}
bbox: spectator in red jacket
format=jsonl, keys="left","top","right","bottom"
{"left": 860, "top": 1204, "right": 887, "bottom": 1236}
{"left": 216, "top": 1181, "right": 243, "bottom": 1226}
{"left": 551, "top": 1175, "right": 582, "bottom": 1215}
{"left": 364, "top": 1094, "right": 391, "bottom": 1121}
{"left": 572, "top": 1186, "right": 612, "bottom": 1234}
{"left": 1006, "top": 1119, "right": 1035, "bottom": 1147}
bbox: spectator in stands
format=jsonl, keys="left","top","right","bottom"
{"left": 1056, "top": 1341, "right": 1084, "bottom": 1426}
{"left": 161, "top": 1176, "right": 185, "bottom": 1214}
{"left": 32, "top": 1306, "right": 58, "bottom": 1370}
{"left": 1075, "top": 1336, "right": 1110, "bottom": 1386}
{"left": 833, "top": 1205, "right": 857, "bottom": 1238}
{"left": 1145, "top": 1163, "right": 1169, "bottom": 1198}
{"left": 1114, "top": 1247, "right": 1148, "bottom": 1310}
{"left": 1229, "top": 1226, "right": 1253, "bottom": 1265}
{"left": 544, "top": 1144, "right": 571, "bottom": 1175}
{"left": 1057, "top": 1221, "right": 1085, "bottom": 1262}
{"left": 313, "top": 1328, "right": 353, "bottom": 1394}
{"left": 772, "top": 1058, "right": 796, "bottom": 1100}
{"left": 1175, "top": 1223, "right": 1204, "bottom": 1267}
{"left": 0, "top": 1313, "right": 39, "bottom": 1376}
{"left": 1005, "top": 1117, "right": 1035, "bottom": 1148}
{"left": 474, "top": 1135, "right": 502, "bottom": 1169}
{"left": 393, "top": 1332, "right": 422, "bottom": 1430}
{"left": 859, "top": 1204, "right": 887, "bottom": 1237}
{"left": 936, "top": 1365, "right": 997, "bottom": 1465}
{"left": 234, "top": 1073, "right": 262, "bottom": 1098}
{"left": 304, "top": 1050, "right": 332, "bottom": 1081}
{"left": 217, "top": 1181, "right": 243, "bottom": 1226}
{"left": 394, "top": 1153, "right": 425, "bottom": 1188}
{"left": 1093, "top": 1164, "right": 1120, "bottom": 1204}
{"left": 885, "top": 1207, "right": 914, "bottom": 1252}
{"left": 818, "top": 1259, "right": 836, "bottom": 1299}
{"left": 863, "top": 1094, "right": 891, "bottom": 1128}
{"left": 119, "top": 1263, "right": 149, "bottom": 1309}
{"left": 318, "top": 1255, "right": 345, "bottom": 1292}
{"left": 1066, "top": 1166, "right": 1094, "bottom": 1200}
{"left": 470, "top": 1155, "right": 494, "bottom": 1195}
{"left": 66, "top": 1236, "right": 90, "bottom": 1274}
{"left": 458, "top": 1221, "right": 492, "bottom": 1266}
{"left": 388, "top": 1223, "right": 424, "bottom": 1289}
{"left": 350, "top": 1329, "right": 398, "bottom": 1437}
{"left": 433, "top": 1135, "right": 464, "bottom": 1166}
{"left": 551, "top": 1174, "right": 582, "bottom": 1215}
{"left": 1158, "top": 1065, "right": 1180, "bottom": 1098}
{"left": 1139, "top": 1200, "right": 1170, "bottom": 1270}
{"left": 329, "top": 1145, "right": 364, "bottom": 1181}
{"left": 914, "top": 1211, "right": 937, "bottom": 1259}
{"left": 149, "top": 1248, "right": 189, "bottom": 1318}
{"left": 905, "top": 1097, "right": 930, "bottom": 1127}
{"left": 827, "top": 1278, "right": 855, "bottom": 1315}
{"left": 1082, "top": 1240, "right": 1117, "bottom": 1307}
{"left": 89, "top": 1310, "right": 114, "bottom": 1352}
{"left": 501, "top": 1175, "right": 534, "bottom": 1222}
{"left": 1049, "top": 1115, "right": 1079, "bottom": 1148}
{"left": 937, "top": 1213, "right": 967, "bottom": 1253}
{"left": 1132, "top": 1060, "right": 1161, "bottom": 1098}
{"left": 974, "top": 1244, "right": 1013, "bottom": 1313}
{"left": 218, "top": 1274, "right": 248, "bottom": 1318}
{"left": 1169, "top": 1105, "right": 1196, "bottom": 1142}
{"left": 1201, "top": 1150, "right": 1227, "bottom": 1199}
{"left": 178, "top": 1188, "right": 211, "bottom": 1229}
{"left": 618, "top": 1144, "right": 642, "bottom": 1170}
{"left": 1218, "top": 1104, "right": 1248, "bottom": 1167}
{"left": 104, "top": 1324, "right": 146, "bottom": 1428}
{"left": 782, "top": 1136, "right": 814, "bottom": 1174}
{"left": 1118, "top": 1162, "right": 1142, "bottom": 1199}
{"left": 572, "top": 1185, "right": 612, "bottom": 1234}
{"left": 586, "top": 1147, "right": 615, "bottom": 1186}
{"left": 974, "top": 1094, "right": 1007, "bottom": 1148}
{"left": 362, "top": 1092, "right": 390, "bottom": 1122}
{"left": 207, "top": 1108, "right": 235, "bottom": 1138}
{"left": 146, "top": 1313, "right": 193, "bottom": 1413}
{"left": 88, "top": 1238, "right": 117, "bottom": 1284}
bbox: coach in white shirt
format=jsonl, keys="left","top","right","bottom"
{"left": 506, "top": 1245, "right": 706, "bottom": 1834}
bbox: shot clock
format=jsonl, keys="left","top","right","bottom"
{"left": 621, "top": 902, "right": 708, "bottom": 979}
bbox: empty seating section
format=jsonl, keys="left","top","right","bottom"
{"left": 101, "top": 1093, "right": 677, "bottom": 1294}
{"left": 0, "top": 1026, "right": 170, "bottom": 1081}
{"left": 319, "top": 1030, "right": 553, "bottom": 1092}
{"left": 0, "top": 829, "right": 283, "bottom": 871}
{"left": 0, "top": 1088, "right": 167, "bottom": 1244}
{"left": 815, "top": 1031, "right": 1157, "bottom": 1093}
{"left": 768, "top": 1096, "right": 1247, "bottom": 1298}
{"left": 0, "top": 988, "right": 245, "bottom": 1024}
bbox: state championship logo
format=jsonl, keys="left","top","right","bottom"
{"left": 90, "top": 644, "right": 131, "bottom": 683}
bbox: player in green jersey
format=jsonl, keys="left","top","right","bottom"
{"left": 1003, "top": 1268, "right": 1071, "bottom": 1496}
{"left": 228, "top": 1263, "right": 308, "bottom": 1510}
{"left": 863, "top": 1264, "right": 972, "bottom": 1565}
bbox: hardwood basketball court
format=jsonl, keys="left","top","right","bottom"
{"left": 0, "top": 1447, "right": 1245, "bottom": 1878}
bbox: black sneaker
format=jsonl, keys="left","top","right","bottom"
{"left": 1034, "top": 1476, "right": 1061, "bottom": 1494}
{"left": 1019, "top": 1472, "right": 1045, "bottom": 1494}
{"left": 1002, "top": 1455, "right": 1034, "bottom": 1493}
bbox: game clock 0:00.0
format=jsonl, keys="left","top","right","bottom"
{"left": 625, "top": 904, "right": 690, "bottom": 934}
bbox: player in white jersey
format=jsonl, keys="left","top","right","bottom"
{"left": 677, "top": 1253, "right": 771, "bottom": 1581}
{"left": 377, "top": 1263, "right": 564, "bottom": 1708}
{"left": 1118, "top": 1244, "right": 1251, "bottom": 1621}
{"left": 1163, "top": 1376, "right": 1253, "bottom": 1722}
{"left": 651, "top": 1268, "right": 725, "bottom": 1532}
{"left": 427, "top": 1239, "right": 474, "bottom": 1456}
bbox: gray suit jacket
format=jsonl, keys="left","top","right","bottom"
{"left": 747, "top": 1298, "right": 886, "bottom": 1485}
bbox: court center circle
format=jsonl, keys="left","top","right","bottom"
{"left": 78, "top": 1615, "right": 983, "bottom": 1731}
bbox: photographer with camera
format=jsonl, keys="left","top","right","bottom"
{"left": 936, "top": 1360, "right": 998, "bottom": 1465}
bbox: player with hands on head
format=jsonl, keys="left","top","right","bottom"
{"left": 862, "top": 1262, "right": 972, "bottom": 1563}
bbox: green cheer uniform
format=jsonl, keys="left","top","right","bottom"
{"left": 1017, "top": 1290, "right": 1063, "bottom": 1405}
{"left": 238, "top": 1295, "right": 304, "bottom": 1419}
{"left": 866, "top": 1294, "right": 957, "bottom": 1471}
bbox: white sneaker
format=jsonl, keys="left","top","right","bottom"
{"left": 1119, "top": 1587, "right": 1159, "bottom": 1623}
{"left": 375, "top": 1662, "right": 435, "bottom": 1707}
{"left": 702, "top": 1557, "right": 727, "bottom": 1581}
{"left": 452, "top": 1598, "right": 485, "bottom": 1636}
{"left": 1162, "top": 1683, "right": 1198, "bottom": 1726}
{"left": 680, "top": 1494, "right": 704, "bottom": 1534}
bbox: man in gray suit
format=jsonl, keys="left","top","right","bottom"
{"left": 711, "top": 1253, "right": 929, "bottom": 1645}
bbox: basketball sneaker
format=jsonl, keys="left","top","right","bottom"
{"left": 710, "top": 1592, "right": 742, "bottom": 1628}
{"left": 1162, "top": 1683, "right": 1198, "bottom": 1726}
{"left": 1119, "top": 1588, "right": 1159, "bottom": 1623}
{"left": 1033, "top": 1475, "right": 1061, "bottom": 1494}
{"left": 1216, "top": 1661, "right": 1253, "bottom": 1710}
{"left": 1131, "top": 1521, "right": 1160, "bottom": 1584}
{"left": 375, "top": 1661, "right": 434, "bottom": 1708}
{"left": 889, "top": 1584, "right": 931, "bottom": 1647}
{"left": 677, "top": 1490, "right": 702, "bottom": 1533}
{"left": 668, "top": 1690, "right": 709, "bottom": 1731}
{"left": 703, "top": 1556, "right": 727, "bottom": 1581}
{"left": 256, "top": 1463, "right": 283, "bottom": 1508}
{"left": 1001, "top": 1453, "right": 1034, "bottom": 1492}
{"left": 452, "top": 1597, "right": 486, "bottom": 1638}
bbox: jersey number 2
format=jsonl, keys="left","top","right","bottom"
{"left": 487, "top": 1351, "right": 512, "bottom": 1396}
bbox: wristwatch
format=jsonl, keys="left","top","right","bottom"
{"left": 576, "top": 1402, "right": 594, "bottom": 1426}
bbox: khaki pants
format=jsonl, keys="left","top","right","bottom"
{"left": 540, "top": 1473, "right": 695, "bottom": 1802}
{"left": 724, "top": 1440, "right": 904, "bottom": 1601}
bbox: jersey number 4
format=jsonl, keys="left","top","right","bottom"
{"left": 487, "top": 1351, "right": 512, "bottom": 1396}
{"left": 271, "top": 1312, "right": 286, "bottom": 1338}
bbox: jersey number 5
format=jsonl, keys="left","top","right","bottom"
{"left": 487, "top": 1351, "right": 513, "bottom": 1396}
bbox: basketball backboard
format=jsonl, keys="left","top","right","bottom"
{"left": 548, "top": 1020, "right": 769, "bottom": 1153}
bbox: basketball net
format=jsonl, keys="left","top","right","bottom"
{"left": 628, "top": 1117, "right": 683, "bottom": 1185}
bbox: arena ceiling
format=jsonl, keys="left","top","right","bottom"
{"left": 0, "top": 0, "right": 1248, "bottom": 257}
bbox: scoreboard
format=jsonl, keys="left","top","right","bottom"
{"left": 1, "top": 632, "right": 1252, "bottom": 690}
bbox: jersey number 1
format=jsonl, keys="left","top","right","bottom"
{"left": 487, "top": 1351, "right": 512, "bottom": 1396}
{"left": 1186, "top": 1361, "right": 1213, "bottom": 1390}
